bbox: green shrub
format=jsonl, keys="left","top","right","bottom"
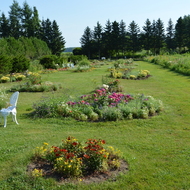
{"left": 0, "top": 55, "right": 12, "bottom": 74}
{"left": 69, "top": 55, "right": 87, "bottom": 64}
{"left": 39, "top": 55, "right": 58, "bottom": 69}
{"left": 11, "top": 55, "right": 30, "bottom": 73}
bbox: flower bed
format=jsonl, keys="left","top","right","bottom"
{"left": 31, "top": 85, "right": 164, "bottom": 121}
{"left": 28, "top": 136, "right": 127, "bottom": 182}
{"left": 109, "top": 68, "right": 151, "bottom": 80}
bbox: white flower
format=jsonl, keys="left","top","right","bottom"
{"left": 102, "top": 84, "right": 109, "bottom": 90}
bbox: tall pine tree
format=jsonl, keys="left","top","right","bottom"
{"left": 166, "top": 18, "right": 175, "bottom": 52}
{"left": 80, "top": 26, "right": 92, "bottom": 58}
{"left": 9, "top": 0, "right": 22, "bottom": 38}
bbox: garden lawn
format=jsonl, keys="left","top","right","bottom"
{"left": 0, "top": 61, "right": 190, "bottom": 190}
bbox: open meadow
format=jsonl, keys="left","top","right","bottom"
{"left": 0, "top": 60, "right": 190, "bottom": 190}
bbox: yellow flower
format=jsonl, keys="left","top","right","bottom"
{"left": 31, "top": 169, "right": 43, "bottom": 177}
{"left": 43, "top": 142, "right": 48, "bottom": 146}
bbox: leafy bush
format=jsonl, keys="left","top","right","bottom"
{"left": 31, "top": 136, "right": 122, "bottom": 178}
{"left": 69, "top": 55, "right": 87, "bottom": 64}
{"left": 11, "top": 55, "right": 30, "bottom": 73}
{"left": 39, "top": 55, "right": 59, "bottom": 69}
{"left": 0, "top": 55, "right": 12, "bottom": 74}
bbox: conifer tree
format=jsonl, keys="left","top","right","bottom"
{"left": 119, "top": 20, "right": 127, "bottom": 55}
{"left": 80, "top": 26, "right": 92, "bottom": 58}
{"left": 142, "top": 19, "right": 152, "bottom": 53}
{"left": 51, "top": 20, "right": 65, "bottom": 55}
{"left": 175, "top": 17, "right": 185, "bottom": 52}
{"left": 93, "top": 21, "right": 103, "bottom": 59}
{"left": 8, "top": 0, "right": 22, "bottom": 38}
{"left": 127, "top": 20, "right": 141, "bottom": 52}
{"left": 166, "top": 18, "right": 175, "bottom": 52}
{"left": 0, "top": 13, "right": 10, "bottom": 38}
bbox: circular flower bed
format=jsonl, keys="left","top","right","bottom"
{"left": 28, "top": 137, "right": 128, "bottom": 183}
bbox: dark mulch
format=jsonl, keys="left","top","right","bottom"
{"left": 27, "top": 159, "right": 129, "bottom": 184}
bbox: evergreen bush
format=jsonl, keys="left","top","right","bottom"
{"left": 0, "top": 55, "right": 12, "bottom": 74}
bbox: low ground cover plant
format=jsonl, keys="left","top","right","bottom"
{"left": 30, "top": 136, "right": 123, "bottom": 179}
{"left": 31, "top": 85, "right": 164, "bottom": 121}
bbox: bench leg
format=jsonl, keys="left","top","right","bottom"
{"left": 3, "top": 116, "right": 7, "bottom": 128}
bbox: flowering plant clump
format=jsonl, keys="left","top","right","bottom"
{"left": 32, "top": 136, "right": 122, "bottom": 179}
{"left": 32, "top": 85, "right": 164, "bottom": 121}
{"left": 31, "top": 168, "right": 43, "bottom": 178}
{"left": 15, "top": 74, "right": 26, "bottom": 81}
{"left": 0, "top": 76, "right": 10, "bottom": 83}
{"left": 27, "top": 72, "right": 42, "bottom": 85}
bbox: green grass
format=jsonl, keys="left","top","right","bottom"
{"left": 0, "top": 61, "right": 190, "bottom": 189}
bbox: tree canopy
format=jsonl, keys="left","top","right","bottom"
{"left": 0, "top": 0, "right": 65, "bottom": 56}
{"left": 80, "top": 15, "right": 190, "bottom": 58}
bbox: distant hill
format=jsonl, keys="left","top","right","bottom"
{"left": 64, "top": 47, "right": 78, "bottom": 53}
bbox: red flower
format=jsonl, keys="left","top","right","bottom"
{"left": 66, "top": 153, "right": 75, "bottom": 159}
{"left": 83, "top": 154, "right": 90, "bottom": 159}
{"left": 101, "top": 140, "right": 106, "bottom": 144}
{"left": 72, "top": 142, "right": 78, "bottom": 146}
{"left": 60, "top": 149, "right": 67, "bottom": 152}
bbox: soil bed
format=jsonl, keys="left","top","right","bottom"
{"left": 27, "top": 159, "right": 129, "bottom": 184}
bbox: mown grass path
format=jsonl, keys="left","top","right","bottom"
{"left": 0, "top": 61, "right": 190, "bottom": 190}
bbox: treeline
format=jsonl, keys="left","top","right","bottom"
{"left": 79, "top": 16, "right": 190, "bottom": 59}
{"left": 0, "top": 0, "right": 65, "bottom": 56}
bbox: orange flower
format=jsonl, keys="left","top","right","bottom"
{"left": 83, "top": 154, "right": 90, "bottom": 159}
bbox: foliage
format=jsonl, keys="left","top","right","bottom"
{"left": 144, "top": 54, "right": 190, "bottom": 76}
{"left": 0, "top": 1, "right": 65, "bottom": 55}
{"left": 32, "top": 136, "right": 122, "bottom": 178}
{"left": 31, "top": 86, "right": 163, "bottom": 121}
{"left": 11, "top": 55, "right": 30, "bottom": 73}
{"left": 10, "top": 81, "right": 61, "bottom": 93}
{"left": 9, "top": 72, "right": 61, "bottom": 92}
{"left": 69, "top": 55, "right": 87, "bottom": 64}
{"left": 0, "top": 76, "right": 10, "bottom": 83}
{"left": 39, "top": 55, "right": 58, "bottom": 69}
{"left": 0, "top": 55, "right": 12, "bottom": 74}
{"left": 0, "top": 37, "right": 51, "bottom": 59}
{"left": 0, "top": 86, "right": 8, "bottom": 109}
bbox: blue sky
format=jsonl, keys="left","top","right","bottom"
{"left": 1, "top": 0, "right": 190, "bottom": 47}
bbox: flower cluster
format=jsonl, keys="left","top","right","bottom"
{"left": 1, "top": 76, "right": 10, "bottom": 83}
{"left": 31, "top": 169, "right": 43, "bottom": 178}
{"left": 33, "top": 137, "right": 122, "bottom": 178}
